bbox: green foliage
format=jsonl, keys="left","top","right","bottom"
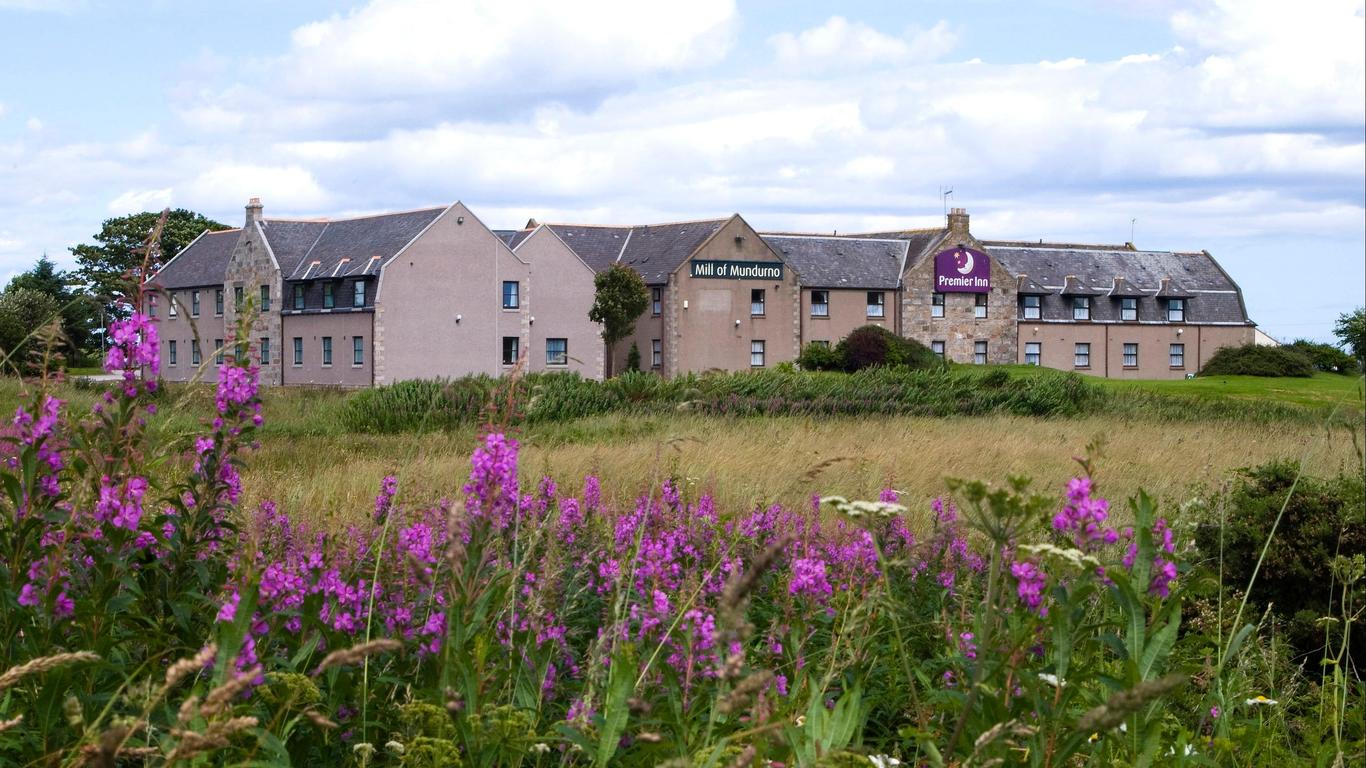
{"left": 1286, "top": 339, "right": 1360, "bottom": 374}
{"left": 797, "top": 341, "right": 842, "bottom": 371}
{"left": 626, "top": 342, "right": 641, "bottom": 372}
{"left": 835, "top": 325, "right": 942, "bottom": 372}
{"left": 588, "top": 265, "right": 649, "bottom": 376}
{"left": 71, "top": 208, "right": 230, "bottom": 312}
{"left": 1193, "top": 461, "right": 1366, "bottom": 666}
{"left": 0, "top": 287, "right": 64, "bottom": 371}
{"left": 1198, "top": 343, "right": 1315, "bottom": 377}
{"left": 6, "top": 256, "right": 98, "bottom": 359}
{"left": 1334, "top": 306, "right": 1366, "bottom": 365}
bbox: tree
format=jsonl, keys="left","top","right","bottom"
{"left": 1333, "top": 307, "right": 1365, "bottom": 366}
{"left": 587, "top": 264, "right": 650, "bottom": 377}
{"left": 72, "top": 209, "right": 230, "bottom": 313}
{"left": 0, "top": 287, "right": 64, "bottom": 372}
{"left": 6, "top": 255, "right": 99, "bottom": 359}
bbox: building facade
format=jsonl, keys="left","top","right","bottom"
{"left": 149, "top": 200, "right": 1255, "bottom": 385}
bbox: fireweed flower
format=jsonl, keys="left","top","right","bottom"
{"left": 374, "top": 475, "right": 399, "bottom": 523}
{"left": 463, "top": 433, "right": 519, "bottom": 529}
{"left": 1011, "top": 560, "right": 1048, "bottom": 616}
{"left": 789, "top": 556, "right": 833, "bottom": 600}
{"left": 1053, "top": 477, "right": 1119, "bottom": 551}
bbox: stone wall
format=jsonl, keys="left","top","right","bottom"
{"left": 223, "top": 199, "right": 284, "bottom": 385}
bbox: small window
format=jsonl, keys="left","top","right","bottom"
{"left": 293, "top": 284, "right": 305, "bottom": 310}
{"left": 1170, "top": 343, "right": 1185, "bottom": 368}
{"left": 502, "top": 281, "right": 520, "bottom": 310}
{"left": 651, "top": 287, "right": 662, "bottom": 316}
{"left": 353, "top": 281, "right": 366, "bottom": 308}
{"left": 1074, "top": 342, "right": 1091, "bottom": 368}
{"left": 293, "top": 337, "right": 303, "bottom": 366}
{"left": 1073, "top": 296, "right": 1091, "bottom": 321}
{"left": 867, "top": 291, "right": 885, "bottom": 318}
{"left": 167, "top": 339, "right": 177, "bottom": 365}
{"left": 191, "top": 290, "right": 200, "bottom": 317}
{"left": 974, "top": 340, "right": 988, "bottom": 364}
{"left": 931, "top": 340, "right": 945, "bottom": 359}
{"left": 651, "top": 339, "right": 662, "bottom": 368}
{"left": 501, "top": 336, "right": 519, "bottom": 366}
{"left": 353, "top": 336, "right": 365, "bottom": 366}
{"left": 811, "top": 340, "right": 830, "bottom": 348}
{"left": 260, "top": 337, "right": 270, "bottom": 365}
{"left": 214, "top": 289, "right": 224, "bottom": 316}
{"left": 931, "top": 292, "right": 945, "bottom": 318}
{"left": 750, "top": 340, "right": 765, "bottom": 367}
{"left": 1025, "top": 342, "right": 1041, "bottom": 366}
{"left": 974, "top": 293, "right": 988, "bottom": 319}
{"left": 235, "top": 341, "right": 246, "bottom": 361}
{"left": 546, "top": 338, "right": 568, "bottom": 366}
{"left": 323, "top": 283, "right": 335, "bottom": 309}
{"left": 260, "top": 285, "right": 271, "bottom": 312}
{"left": 234, "top": 286, "right": 244, "bottom": 311}
{"left": 191, "top": 340, "right": 201, "bottom": 366}
{"left": 214, "top": 338, "right": 224, "bottom": 365}
{"left": 148, "top": 295, "right": 157, "bottom": 318}
{"left": 751, "top": 289, "right": 765, "bottom": 316}
{"left": 811, "top": 290, "right": 829, "bottom": 317}
{"left": 1022, "top": 295, "right": 1040, "bottom": 320}
{"left": 1120, "top": 297, "right": 1137, "bottom": 321}
{"left": 321, "top": 336, "right": 333, "bottom": 366}
{"left": 168, "top": 293, "right": 177, "bottom": 318}
{"left": 1123, "top": 343, "right": 1138, "bottom": 367}
{"left": 1167, "top": 298, "right": 1185, "bottom": 322}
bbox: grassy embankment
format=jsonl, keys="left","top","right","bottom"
{"left": 4, "top": 368, "right": 1361, "bottom": 524}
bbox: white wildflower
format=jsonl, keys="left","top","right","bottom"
{"left": 1019, "top": 543, "right": 1101, "bottom": 571}
{"left": 530, "top": 743, "right": 551, "bottom": 754}
{"left": 384, "top": 740, "right": 406, "bottom": 755}
{"left": 869, "top": 756, "right": 902, "bottom": 768}
{"left": 821, "top": 496, "right": 907, "bottom": 520}
{"left": 1245, "top": 695, "right": 1278, "bottom": 706}
{"left": 1037, "top": 672, "right": 1066, "bottom": 688}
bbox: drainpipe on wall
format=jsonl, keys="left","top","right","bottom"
{"left": 1103, "top": 325, "right": 1109, "bottom": 378}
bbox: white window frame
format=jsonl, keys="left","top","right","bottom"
{"left": 750, "top": 340, "right": 765, "bottom": 368}
{"left": 353, "top": 336, "right": 365, "bottom": 367}
{"left": 1024, "top": 342, "right": 1041, "bottom": 366}
{"left": 191, "top": 340, "right": 201, "bottom": 366}
{"left": 293, "top": 337, "right": 303, "bottom": 366}
{"left": 810, "top": 290, "right": 829, "bottom": 317}
{"left": 191, "top": 290, "right": 200, "bottom": 317}
{"left": 931, "top": 292, "right": 945, "bottom": 318}
{"left": 1074, "top": 342, "right": 1091, "bottom": 368}
{"left": 167, "top": 339, "right": 177, "bottom": 365}
{"left": 321, "top": 336, "right": 333, "bottom": 367}
{"left": 167, "top": 293, "right": 177, "bottom": 318}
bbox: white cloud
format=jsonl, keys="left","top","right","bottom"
{"left": 181, "top": 164, "right": 331, "bottom": 212}
{"left": 25, "top": 117, "right": 43, "bottom": 132}
{"left": 770, "top": 16, "right": 957, "bottom": 71}
{"left": 107, "top": 187, "right": 172, "bottom": 215}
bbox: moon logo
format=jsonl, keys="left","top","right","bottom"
{"left": 956, "top": 249, "right": 975, "bottom": 275}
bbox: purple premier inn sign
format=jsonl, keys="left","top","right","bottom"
{"left": 933, "top": 246, "right": 991, "bottom": 293}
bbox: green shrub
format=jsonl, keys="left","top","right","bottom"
{"left": 835, "top": 325, "right": 942, "bottom": 372}
{"left": 1193, "top": 460, "right": 1366, "bottom": 667}
{"left": 626, "top": 342, "right": 641, "bottom": 372}
{"left": 796, "top": 341, "right": 842, "bottom": 371}
{"left": 1198, "top": 343, "right": 1315, "bottom": 377}
{"left": 1286, "top": 339, "right": 1360, "bottom": 374}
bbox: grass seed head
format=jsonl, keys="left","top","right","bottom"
{"left": 0, "top": 651, "right": 100, "bottom": 692}
{"left": 313, "top": 638, "right": 403, "bottom": 675}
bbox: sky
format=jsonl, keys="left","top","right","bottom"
{"left": 0, "top": 0, "right": 1362, "bottom": 343}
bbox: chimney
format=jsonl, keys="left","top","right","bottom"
{"left": 947, "top": 207, "right": 969, "bottom": 237}
{"left": 245, "top": 197, "right": 263, "bottom": 226}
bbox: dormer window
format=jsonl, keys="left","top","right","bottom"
{"left": 1072, "top": 296, "right": 1091, "bottom": 321}
{"left": 1022, "top": 295, "right": 1040, "bottom": 320}
{"left": 1167, "top": 298, "right": 1185, "bottom": 322}
{"left": 1120, "top": 297, "right": 1137, "bottom": 321}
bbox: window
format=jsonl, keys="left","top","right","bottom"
{"left": 260, "top": 337, "right": 270, "bottom": 365}
{"left": 651, "top": 339, "right": 662, "bottom": 368}
{"left": 214, "top": 289, "right": 224, "bottom": 316}
{"left": 1025, "top": 342, "right": 1041, "bottom": 366}
{"left": 1123, "top": 343, "right": 1138, "bottom": 367}
{"left": 931, "top": 292, "right": 945, "bottom": 318}
{"left": 750, "top": 340, "right": 765, "bottom": 367}
{"left": 236, "top": 342, "right": 246, "bottom": 361}
{"left": 353, "top": 281, "right": 366, "bottom": 308}
{"left": 1074, "top": 343, "right": 1091, "bottom": 368}
{"left": 1073, "top": 296, "right": 1091, "bottom": 321}
{"left": 148, "top": 295, "right": 157, "bottom": 318}
{"left": 293, "top": 284, "right": 305, "bottom": 310}
{"left": 751, "top": 289, "right": 765, "bottom": 316}
{"left": 323, "top": 283, "right": 335, "bottom": 309}
{"left": 651, "top": 287, "right": 662, "bottom": 316}
{"left": 501, "top": 337, "right": 519, "bottom": 366}
{"left": 260, "top": 285, "right": 271, "bottom": 312}
{"left": 502, "top": 281, "right": 520, "bottom": 309}
{"left": 1120, "top": 297, "right": 1137, "bottom": 321}
{"left": 168, "top": 293, "right": 177, "bottom": 317}
{"left": 1022, "top": 295, "right": 1040, "bottom": 319}
{"left": 974, "top": 340, "right": 988, "bottom": 364}
{"left": 214, "top": 339, "right": 224, "bottom": 365}
{"left": 234, "top": 286, "right": 244, "bottom": 311}
{"left": 867, "top": 291, "right": 885, "bottom": 318}
{"left": 931, "top": 340, "right": 945, "bottom": 359}
{"left": 811, "top": 340, "right": 830, "bottom": 348}
{"left": 1167, "top": 298, "right": 1185, "bottom": 322}
{"left": 293, "top": 337, "right": 303, "bottom": 366}
{"left": 1170, "top": 343, "right": 1185, "bottom": 368}
{"left": 321, "top": 336, "right": 333, "bottom": 366}
{"left": 191, "top": 290, "right": 200, "bottom": 317}
{"left": 974, "top": 294, "right": 988, "bottom": 319}
{"left": 191, "top": 340, "right": 201, "bottom": 366}
{"left": 353, "top": 336, "right": 365, "bottom": 366}
{"left": 811, "top": 290, "right": 829, "bottom": 317}
{"left": 546, "top": 338, "right": 568, "bottom": 366}
{"left": 168, "top": 340, "right": 177, "bottom": 365}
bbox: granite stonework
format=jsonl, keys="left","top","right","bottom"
{"left": 222, "top": 199, "right": 283, "bottom": 385}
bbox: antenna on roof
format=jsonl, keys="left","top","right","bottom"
{"left": 940, "top": 186, "right": 954, "bottom": 218}
{"left": 1130, "top": 218, "right": 1136, "bottom": 245}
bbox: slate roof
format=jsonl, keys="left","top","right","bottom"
{"left": 1016, "top": 274, "right": 1050, "bottom": 295}
{"left": 545, "top": 220, "right": 728, "bottom": 283}
{"left": 152, "top": 229, "right": 241, "bottom": 289}
{"left": 844, "top": 228, "right": 948, "bottom": 269}
{"left": 760, "top": 235, "right": 907, "bottom": 289}
{"left": 983, "top": 241, "right": 1249, "bottom": 324}
{"left": 282, "top": 207, "right": 446, "bottom": 280}
{"left": 1107, "top": 276, "right": 1145, "bottom": 297}
{"left": 543, "top": 225, "right": 633, "bottom": 273}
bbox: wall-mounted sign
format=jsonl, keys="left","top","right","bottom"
{"left": 933, "top": 247, "right": 990, "bottom": 293}
{"left": 689, "top": 260, "right": 784, "bottom": 280}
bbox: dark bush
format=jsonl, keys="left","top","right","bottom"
{"left": 835, "top": 325, "right": 942, "bottom": 372}
{"left": 1193, "top": 461, "right": 1366, "bottom": 668}
{"left": 1285, "top": 339, "right": 1359, "bottom": 374}
{"left": 796, "top": 342, "right": 842, "bottom": 371}
{"left": 1198, "top": 343, "right": 1314, "bottom": 378}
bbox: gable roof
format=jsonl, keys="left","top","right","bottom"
{"left": 151, "top": 228, "right": 240, "bottom": 289}
{"left": 542, "top": 224, "right": 633, "bottom": 273}
{"left": 761, "top": 234, "right": 906, "bottom": 289}
{"left": 845, "top": 228, "right": 948, "bottom": 268}
{"left": 282, "top": 206, "right": 447, "bottom": 280}
{"left": 544, "top": 219, "right": 728, "bottom": 283}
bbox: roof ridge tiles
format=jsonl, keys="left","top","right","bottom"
{"left": 263, "top": 204, "right": 448, "bottom": 224}
{"left": 547, "top": 217, "right": 729, "bottom": 229}
{"left": 763, "top": 233, "right": 909, "bottom": 244}
{"left": 982, "top": 240, "right": 1142, "bottom": 252}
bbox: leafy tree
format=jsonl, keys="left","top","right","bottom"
{"left": 1286, "top": 339, "right": 1359, "bottom": 374}
{"left": 71, "top": 209, "right": 230, "bottom": 313}
{"left": 1333, "top": 306, "right": 1365, "bottom": 366}
{"left": 0, "top": 287, "right": 64, "bottom": 372}
{"left": 6, "top": 256, "right": 99, "bottom": 359}
{"left": 587, "top": 264, "right": 649, "bottom": 377}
